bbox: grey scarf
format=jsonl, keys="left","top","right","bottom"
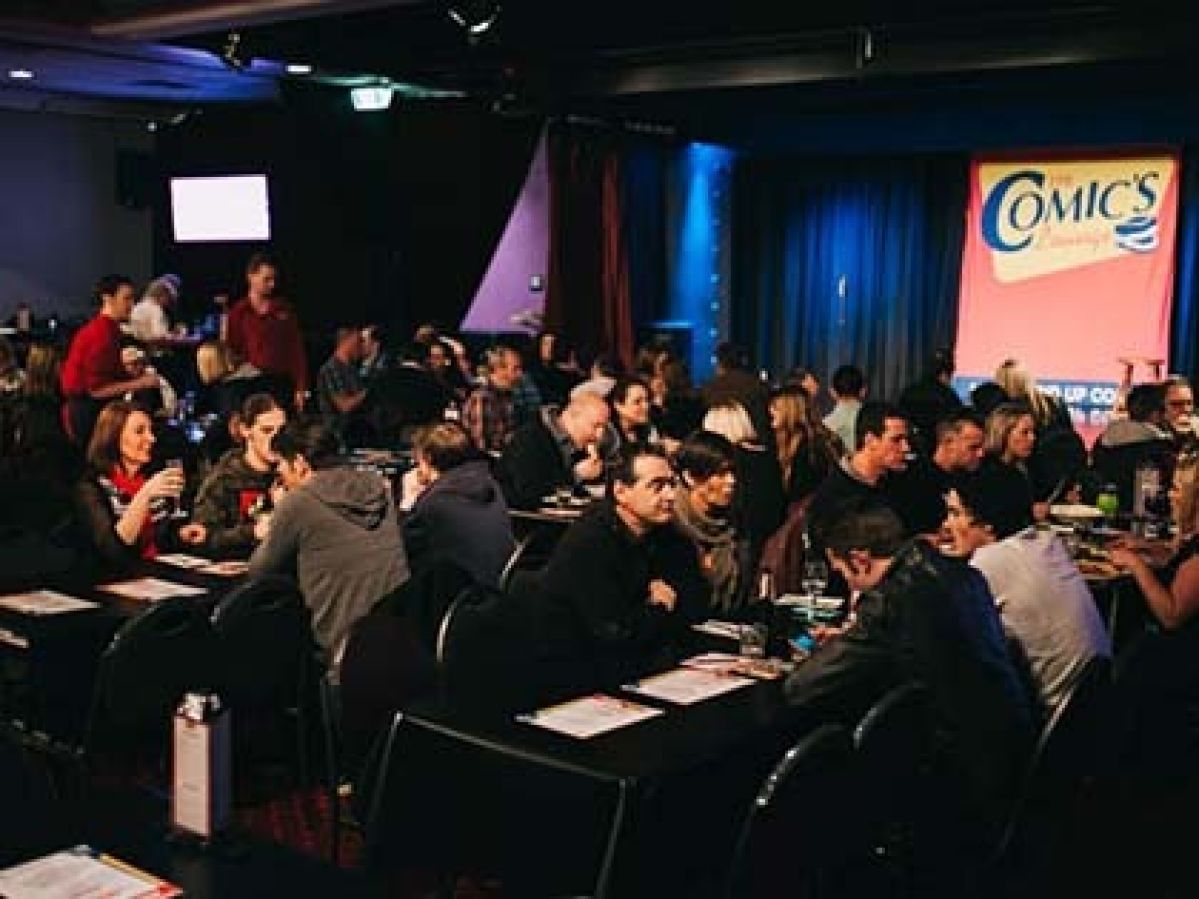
{"left": 674, "top": 486, "right": 743, "bottom": 613}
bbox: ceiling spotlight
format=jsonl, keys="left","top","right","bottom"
{"left": 219, "top": 31, "right": 249, "bottom": 72}
{"left": 286, "top": 63, "right": 313, "bottom": 75}
{"left": 8, "top": 69, "right": 34, "bottom": 80}
{"left": 446, "top": 1, "right": 501, "bottom": 40}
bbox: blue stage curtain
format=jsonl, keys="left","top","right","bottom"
{"left": 732, "top": 155, "right": 968, "bottom": 400}
{"left": 1171, "top": 149, "right": 1199, "bottom": 378}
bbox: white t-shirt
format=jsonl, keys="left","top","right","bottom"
{"left": 129, "top": 298, "right": 169, "bottom": 342}
{"left": 970, "top": 528, "right": 1110, "bottom": 717}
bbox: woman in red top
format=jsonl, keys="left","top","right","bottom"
{"left": 74, "top": 400, "right": 206, "bottom": 567}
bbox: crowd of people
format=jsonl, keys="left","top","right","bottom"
{"left": 3, "top": 259, "right": 1199, "bottom": 845}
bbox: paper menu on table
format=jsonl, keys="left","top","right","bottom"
{"left": 0, "top": 590, "right": 99, "bottom": 616}
{"left": 0, "top": 844, "right": 181, "bottom": 898}
{"left": 518, "top": 694, "right": 663, "bottom": 739}
{"left": 98, "top": 578, "right": 207, "bottom": 603}
{"left": 690, "top": 620, "right": 742, "bottom": 640}
{"left": 623, "top": 667, "right": 754, "bottom": 705}
{"left": 681, "top": 652, "right": 790, "bottom": 680}
{"left": 197, "top": 560, "right": 249, "bottom": 577}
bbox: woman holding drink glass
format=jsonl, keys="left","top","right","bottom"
{"left": 74, "top": 400, "right": 206, "bottom": 567}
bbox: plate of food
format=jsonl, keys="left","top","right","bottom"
{"left": 1076, "top": 559, "right": 1122, "bottom": 579}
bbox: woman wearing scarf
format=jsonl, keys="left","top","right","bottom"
{"left": 673, "top": 431, "right": 752, "bottom": 615}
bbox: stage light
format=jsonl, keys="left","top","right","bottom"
{"left": 219, "top": 32, "right": 249, "bottom": 72}
{"left": 8, "top": 69, "right": 33, "bottom": 80}
{"left": 286, "top": 63, "right": 312, "bottom": 75}
{"left": 350, "top": 85, "right": 393, "bottom": 111}
{"left": 446, "top": 1, "right": 501, "bottom": 38}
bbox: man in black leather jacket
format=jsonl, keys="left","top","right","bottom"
{"left": 785, "top": 499, "right": 1034, "bottom": 838}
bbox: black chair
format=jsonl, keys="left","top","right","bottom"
{"left": 436, "top": 583, "right": 539, "bottom": 714}
{"left": 724, "top": 723, "right": 858, "bottom": 899}
{"left": 851, "top": 682, "right": 935, "bottom": 895}
{"left": 8, "top": 597, "right": 220, "bottom": 793}
{"left": 991, "top": 655, "right": 1114, "bottom": 888}
{"left": 498, "top": 523, "right": 565, "bottom": 593}
{"left": 209, "top": 574, "right": 315, "bottom": 787}
{"left": 362, "top": 710, "right": 633, "bottom": 898}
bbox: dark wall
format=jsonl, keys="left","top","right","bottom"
{"left": 153, "top": 85, "right": 541, "bottom": 350}
{"left": 0, "top": 107, "right": 152, "bottom": 319}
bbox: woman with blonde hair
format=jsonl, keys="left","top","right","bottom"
{"left": 702, "top": 401, "right": 784, "bottom": 566}
{"left": 769, "top": 385, "right": 843, "bottom": 509}
{"left": 982, "top": 403, "right": 1044, "bottom": 520}
{"left": 994, "top": 358, "right": 1072, "bottom": 432}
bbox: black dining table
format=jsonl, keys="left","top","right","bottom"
{"left": 0, "top": 558, "right": 246, "bottom": 746}
{"left": 363, "top": 643, "right": 808, "bottom": 898}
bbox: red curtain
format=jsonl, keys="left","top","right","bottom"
{"left": 545, "top": 125, "right": 634, "bottom": 368}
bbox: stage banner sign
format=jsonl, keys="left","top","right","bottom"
{"left": 954, "top": 153, "right": 1179, "bottom": 429}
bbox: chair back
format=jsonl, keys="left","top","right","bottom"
{"left": 725, "top": 723, "right": 857, "bottom": 899}
{"left": 83, "top": 596, "right": 216, "bottom": 760}
{"left": 996, "top": 654, "right": 1113, "bottom": 864}
{"left": 498, "top": 523, "right": 565, "bottom": 593}
{"left": 853, "top": 682, "right": 934, "bottom": 813}
{"left": 756, "top": 498, "right": 811, "bottom": 596}
{"left": 210, "top": 575, "right": 312, "bottom": 712}
{"left": 437, "top": 583, "right": 538, "bottom": 713}
{"left": 362, "top": 710, "right": 631, "bottom": 898}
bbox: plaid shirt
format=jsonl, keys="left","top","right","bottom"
{"left": 317, "top": 355, "right": 365, "bottom": 417}
{"left": 463, "top": 383, "right": 515, "bottom": 453}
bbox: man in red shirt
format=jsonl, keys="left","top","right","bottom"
{"left": 226, "top": 253, "right": 308, "bottom": 411}
{"left": 60, "top": 274, "right": 159, "bottom": 445}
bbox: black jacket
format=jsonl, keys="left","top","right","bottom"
{"left": 784, "top": 540, "right": 1034, "bottom": 825}
{"left": 402, "top": 458, "right": 515, "bottom": 587}
{"left": 73, "top": 474, "right": 185, "bottom": 573}
{"left": 498, "top": 410, "right": 575, "bottom": 510}
{"left": 534, "top": 501, "right": 709, "bottom": 693}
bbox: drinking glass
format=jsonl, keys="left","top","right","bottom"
{"left": 1095, "top": 484, "right": 1119, "bottom": 528}
{"left": 801, "top": 557, "right": 829, "bottom": 601}
{"left": 739, "top": 623, "right": 767, "bottom": 659}
{"left": 164, "top": 458, "right": 188, "bottom": 519}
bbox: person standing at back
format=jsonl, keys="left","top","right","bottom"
{"left": 60, "top": 274, "right": 160, "bottom": 445}
{"left": 823, "top": 364, "right": 867, "bottom": 454}
{"left": 226, "top": 253, "right": 308, "bottom": 413}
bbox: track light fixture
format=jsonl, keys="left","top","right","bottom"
{"left": 446, "top": 1, "right": 501, "bottom": 43}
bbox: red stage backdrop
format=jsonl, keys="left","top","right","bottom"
{"left": 955, "top": 152, "right": 1179, "bottom": 430}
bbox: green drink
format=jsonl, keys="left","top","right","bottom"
{"left": 1095, "top": 485, "right": 1119, "bottom": 522}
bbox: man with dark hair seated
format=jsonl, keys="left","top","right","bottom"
{"left": 784, "top": 499, "right": 1033, "bottom": 841}
{"left": 401, "top": 421, "right": 514, "bottom": 587}
{"left": 946, "top": 468, "right": 1110, "bottom": 719}
{"left": 250, "top": 417, "right": 409, "bottom": 679}
{"left": 1092, "top": 382, "right": 1175, "bottom": 510}
{"left": 533, "top": 444, "right": 708, "bottom": 694}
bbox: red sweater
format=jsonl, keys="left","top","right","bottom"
{"left": 226, "top": 297, "right": 308, "bottom": 393}
{"left": 60, "top": 313, "right": 123, "bottom": 397}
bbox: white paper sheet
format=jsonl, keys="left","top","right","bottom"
{"left": 623, "top": 667, "right": 754, "bottom": 705}
{"left": 98, "top": 578, "right": 207, "bottom": 603}
{"left": 690, "top": 620, "right": 742, "bottom": 640}
{"left": 0, "top": 590, "right": 99, "bottom": 616}
{"left": 155, "top": 553, "right": 212, "bottom": 570}
{"left": 518, "top": 693, "right": 663, "bottom": 739}
{"left": 0, "top": 845, "right": 181, "bottom": 898}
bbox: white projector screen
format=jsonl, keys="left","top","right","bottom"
{"left": 170, "top": 175, "right": 271, "bottom": 242}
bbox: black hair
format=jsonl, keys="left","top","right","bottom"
{"left": 855, "top": 401, "right": 905, "bottom": 451}
{"left": 590, "top": 352, "right": 624, "bottom": 379}
{"left": 273, "top": 417, "right": 341, "bottom": 470}
{"left": 934, "top": 407, "right": 985, "bottom": 444}
{"left": 93, "top": 274, "right": 133, "bottom": 305}
{"left": 1127, "top": 383, "right": 1166, "bottom": 422}
{"left": 396, "top": 340, "right": 430, "bottom": 365}
{"left": 674, "top": 430, "right": 736, "bottom": 480}
{"left": 241, "top": 392, "right": 282, "bottom": 427}
{"left": 970, "top": 382, "right": 1008, "bottom": 418}
{"left": 608, "top": 443, "right": 670, "bottom": 489}
{"left": 609, "top": 375, "right": 649, "bottom": 409}
{"left": 714, "top": 342, "right": 748, "bottom": 371}
{"left": 953, "top": 466, "right": 1033, "bottom": 540}
{"left": 820, "top": 497, "right": 907, "bottom": 559}
{"left": 245, "top": 251, "right": 276, "bottom": 274}
{"left": 832, "top": 364, "right": 866, "bottom": 397}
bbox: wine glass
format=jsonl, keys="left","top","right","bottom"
{"left": 801, "top": 556, "right": 829, "bottom": 602}
{"left": 164, "top": 458, "right": 188, "bottom": 519}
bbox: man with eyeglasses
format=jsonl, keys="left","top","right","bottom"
{"left": 532, "top": 444, "right": 708, "bottom": 694}
{"left": 1163, "top": 376, "right": 1199, "bottom": 452}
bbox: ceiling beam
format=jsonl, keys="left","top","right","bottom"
{"left": 90, "top": 0, "right": 422, "bottom": 40}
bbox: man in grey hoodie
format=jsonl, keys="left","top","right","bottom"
{"left": 1091, "top": 383, "right": 1175, "bottom": 510}
{"left": 249, "top": 418, "right": 408, "bottom": 677}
